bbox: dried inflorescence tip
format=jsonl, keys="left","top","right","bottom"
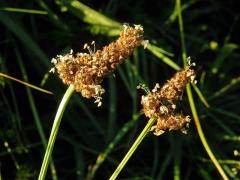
{"left": 141, "top": 63, "right": 196, "bottom": 135}
{"left": 51, "top": 24, "right": 144, "bottom": 106}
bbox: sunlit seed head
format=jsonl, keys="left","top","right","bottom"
{"left": 54, "top": 24, "right": 144, "bottom": 106}
{"left": 141, "top": 66, "right": 195, "bottom": 135}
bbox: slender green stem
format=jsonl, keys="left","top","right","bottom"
{"left": 176, "top": 0, "right": 229, "bottom": 179}
{"left": 38, "top": 84, "right": 75, "bottom": 180}
{"left": 173, "top": 139, "right": 181, "bottom": 180}
{"left": 186, "top": 86, "right": 229, "bottom": 180}
{"left": 176, "top": 0, "right": 187, "bottom": 68}
{"left": 191, "top": 83, "right": 210, "bottom": 108}
{"left": 15, "top": 47, "right": 58, "bottom": 180}
{"left": 0, "top": 7, "right": 47, "bottom": 14}
{"left": 109, "top": 117, "right": 156, "bottom": 180}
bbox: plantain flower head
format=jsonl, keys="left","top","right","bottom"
{"left": 51, "top": 24, "right": 144, "bottom": 106}
{"left": 141, "top": 62, "right": 196, "bottom": 135}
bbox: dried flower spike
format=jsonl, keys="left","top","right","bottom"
{"left": 51, "top": 24, "right": 144, "bottom": 106}
{"left": 141, "top": 64, "right": 195, "bottom": 135}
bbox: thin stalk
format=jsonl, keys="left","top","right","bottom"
{"left": 176, "top": 0, "right": 229, "bottom": 179}
{"left": 38, "top": 84, "right": 75, "bottom": 180}
{"left": 109, "top": 117, "right": 156, "bottom": 180}
{"left": 15, "top": 47, "right": 57, "bottom": 180}
{"left": 186, "top": 86, "right": 229, "bottom": 180}
{"left": 176, "top": 0, "right": 187, "bottom": 68}
{"left": 173, "top": 138, "right": 181, "bottom": 180}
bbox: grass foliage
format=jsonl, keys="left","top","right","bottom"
{"left": 0, "top": 0, "right": 240, "bottom": 179}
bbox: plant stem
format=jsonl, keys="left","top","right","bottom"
{"left": 109, "top": 117, "right": 156, "bottom": 180}
{"left": 186, "top": 85, "right": 229, "bottom": 180}
{"left": 15, "top": 47, "right": 58, "bottom": 180}
{"left": 176, "top": 0, "right": 229, "bottom": 179}
{"left": 176, "top": 0, "right": 187, "bottom": 68}
{"left": 38, "top": 84, "right": 75, "bottom": 180}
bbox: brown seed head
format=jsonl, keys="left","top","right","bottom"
{"left": 159, "top": 68, "right": 195, "bottom": 103}
{"left": 141, "top": 66, "right": 195, "bottom": 135}
{"left": 51, "top": 25, "right": 144, "bottom": 106}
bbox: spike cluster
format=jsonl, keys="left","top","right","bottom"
{"left": 51, "top": 25, "right": 144, "bottom": 106}
{"left": 141, "top": 65, "right": 195, "bottom": 135}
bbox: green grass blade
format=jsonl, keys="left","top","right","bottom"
{"left": 211, "top": 43, "right": 238, "bottom": 74}
{"left": 186, "top": 85, "right": 229, "bottom": 180}
{"left": 0, "top": 7, "right": 47, "bottom": 14}
{"left": 0, "top": 72, "right": 53, "bottom": 95}
{"left": 173, "top": 138, "right": 181, "bottom": 180}
{"left": 176, "top": 0, "right": 229, "bottom": 179}
{"left": 164, "top": 0, "right": 196, "bottom": 25}
{"left": 191, "top": 83, "right": 210, "bottom": 108}
{"left": 60, "top": 0, "right": 121, "bottom": 27}
{"left": 0, "top": 12, "right": 49, "bottom": 70}
{"left": 156, "top": 150, "right": 173, "bottom": 179}
{"left": 74, "top": 145, "right": 85, "bottom": 180}
{"left": 117, "top": 67, "right": 133, "bottom": 97}
{"left": 15, "top": 48, "right": 58, "bottom": 180}
{"left": 0, "top": 54, "right": 22, "bottom": 129}
{"left": 35, "top": 0, "right": 69, "bottom": 31}
{"left": 59, "top": 0, "right": 121, "bottom": 36}
{"left": 150, "top": 139, "right": 160, "bottom": 177}
{"left": 146, "top": 43, "right": 181, "bottom": 70}
{"left": 210, "top": 75, "right": 240, "bottom": 100}
{"left": 140, "top": 49, "right": 150, "bottom": 84}
{"left": 124, "top": 61, "right": 134, "bottom": 88}
{"left": 210, "top": 107, "right": 240, "bottom": 122}
{"left": 207, "top": 111, "right": 235, "bottom": 136}
{"left": 0, "top": 89, "right": 23, "bottom": 150}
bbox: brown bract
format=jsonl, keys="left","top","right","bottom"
{"left": 141, "top": 67, "right": 195, "bottom": 135}
{"left": 51, "top": 25, "right": 144, "bottom": 106}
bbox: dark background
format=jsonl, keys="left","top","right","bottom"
{"left": 0, "top": 0, "right": 240, "bottom": 179}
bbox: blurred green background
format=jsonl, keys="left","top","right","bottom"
{"left": 0, "top": 0, "right": 240, "bottom": 179}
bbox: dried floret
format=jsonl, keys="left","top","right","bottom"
{"left": 51, "top": 24, "right": 144, "bottom": 106}
{"left": 141, "top": 64, "right": 195, "bottom": 135}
